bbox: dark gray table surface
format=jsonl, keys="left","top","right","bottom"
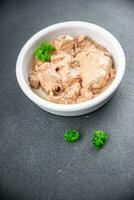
{"left": 0, "top": 0, "right": 134, "bottom": 199}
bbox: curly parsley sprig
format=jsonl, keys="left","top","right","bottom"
{"left": 92, "top": 130, "right": 108, "bottom": 148}
{"left": 64, "top": 129, "right": 80, "bottom": 142}
{"left": 34, "top": 42, "right": 55, "bottom": 62}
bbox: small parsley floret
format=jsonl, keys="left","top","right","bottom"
{"left": 64, "top": 129, "right": 80, "bottom": 142}
{"left": 34, "top": 42, "right": 55, "bottom": 61}
{"left": 92, "top": 130, "right": 108, "bottom": 148}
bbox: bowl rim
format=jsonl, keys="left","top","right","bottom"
{"left": 16, "top": 21, "right": 125, "bottom": 112}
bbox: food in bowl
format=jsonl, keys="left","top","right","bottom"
{"left": 16, "top": 22, "right": 125, "bottom": 116}
{"left": 29, "top": 34, "right": 116, "bottom": 104}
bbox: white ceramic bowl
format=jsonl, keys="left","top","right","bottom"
{"left": 16, "top": 21, "right": 125, "bottom": 116}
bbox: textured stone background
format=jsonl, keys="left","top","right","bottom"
{"left": 0, "top": 0, "right": 134, "bottom": 199}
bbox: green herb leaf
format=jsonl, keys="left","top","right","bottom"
{"left": 34, "top": 42, "right": 55, "bottom": 61}
{"left": 64, "top": 129, "right": 80, "bottom": 142}
{"left": 92, "top": 130, "right": 108, "bottom": 148}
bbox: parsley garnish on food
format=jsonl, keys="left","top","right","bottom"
{"left": 34, "top": 42, "right": 55, "bottom": 61}
{"left": 92, "top": 130, "right": 108, "bottom": 148}
{"left": 64, "top": 129, "right": 80, "bottom": 142}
